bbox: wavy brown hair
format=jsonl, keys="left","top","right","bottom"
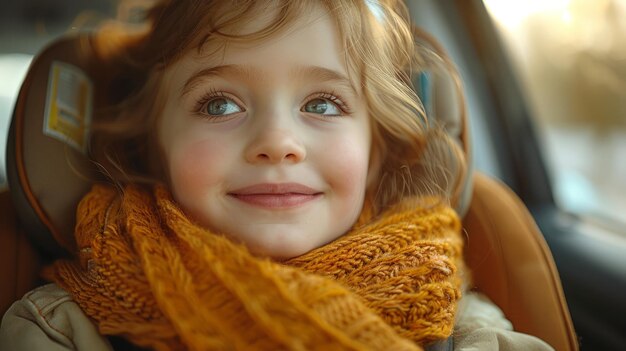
{"left": 88, "top": 0, "right": 467, "bottom": 214}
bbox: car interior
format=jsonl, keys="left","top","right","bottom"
{"left": 1, "top": 0, "right": 624, "bottom": 350}
{"left": 406, "top": 2, "right": 625, "bottom": 350}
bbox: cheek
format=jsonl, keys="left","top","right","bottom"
{"left": 168, "top": 138, "right": 229, "bottom": 198}
{"left": 322, "top": 136, "right": 370, "bottom": 201}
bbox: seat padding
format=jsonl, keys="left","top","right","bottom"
{"left": 0, "top": 190, "right": 42, "bottom": 316}
{"left": 463, "top": 173, "right": 578, "bottom": 351}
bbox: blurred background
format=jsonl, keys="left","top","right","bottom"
{"left": 484, "top": 0, "right": 626, "bottom": 233}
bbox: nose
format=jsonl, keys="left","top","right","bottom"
{"left": 245, "top": 128, "right": 306, "bottom": 164}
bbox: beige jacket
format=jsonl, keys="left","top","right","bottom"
{"left": 0, "top": 284, "right": 554, "bottom": 351}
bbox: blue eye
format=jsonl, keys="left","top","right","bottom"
{"left": 204, "top": 97, "right": 242, "bottom": 116}
{"left": 302, "top": 98, "right": 341, "bottom": 116}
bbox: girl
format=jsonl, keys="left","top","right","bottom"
{"left": 0, "top": 0, "right": 554, "bottom": 350}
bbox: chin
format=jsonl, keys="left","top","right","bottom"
{"left": 244, "top": 233, "right": 317, "bottom": 261}
{"left": 249, "top": 243, "right": 312, "bottom": 261}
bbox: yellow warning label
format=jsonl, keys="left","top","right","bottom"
{"left": 43, "top": 61, "right": 92, "bottom": 153}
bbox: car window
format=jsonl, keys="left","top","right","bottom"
{"left": 484, "top": 0, "right": 626, "bottom": 227}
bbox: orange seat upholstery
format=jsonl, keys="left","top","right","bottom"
{"left": 0, "top": 190, "right": 41, "bottom": 316}
{"left": 464, "top": 173, "right": 578, "bottom": 350}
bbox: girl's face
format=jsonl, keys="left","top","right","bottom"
{"left": 158, "top": 6, "right": 374, "bottom": 259}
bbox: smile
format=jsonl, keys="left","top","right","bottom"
{"left": 228, "top": 183, "right": 323, "bottom": 209}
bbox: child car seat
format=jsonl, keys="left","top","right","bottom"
{"left": 0, "top": 32, "right": 578, "bottom": 351}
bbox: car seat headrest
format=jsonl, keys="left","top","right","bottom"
{"left": 7, "top": 35, "right": 106, "bottom": 258}
{"left": 6, "top": 31, "right": 472, "bottom": 259}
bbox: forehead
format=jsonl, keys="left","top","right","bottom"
{"left": 163, "top": 3, "right": 359, "bottom": 89}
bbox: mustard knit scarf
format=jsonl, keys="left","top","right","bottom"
{"left": 45, "top": 184, "right": 464, "bottom": 351}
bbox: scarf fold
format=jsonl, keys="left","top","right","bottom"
{"left": 44, "top": 184, "right": 464, "bottom": 351}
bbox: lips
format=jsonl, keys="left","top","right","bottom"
{"left": 228, "top": 183, "right": 322, "bottom": 208}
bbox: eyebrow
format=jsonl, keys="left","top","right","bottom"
{"left": 180, "top": 64, "right": 357, "bottom": 97}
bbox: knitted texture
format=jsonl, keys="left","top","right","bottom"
{"left": 44, "top": 184, "right": 464, "bottom": 351}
